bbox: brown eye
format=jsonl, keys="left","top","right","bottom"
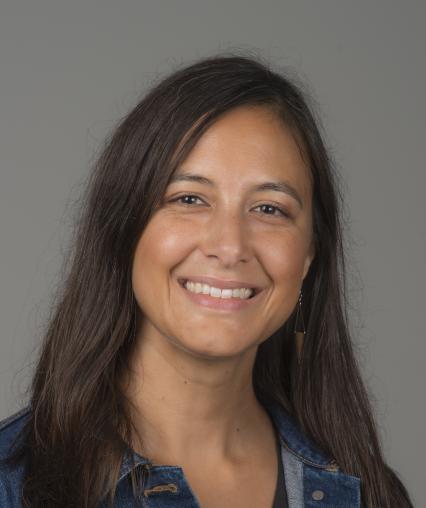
{"left": 254, "top": 204, "right": 290, "bottom": 218}
{"left": 170, "top": 194, "right": 205, "bottom": 206}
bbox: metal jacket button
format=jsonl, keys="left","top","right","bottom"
{"left": 312, "top": 489, "right": 325, "bottom": 500}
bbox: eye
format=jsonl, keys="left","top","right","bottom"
{"left": 169, "top": 194, "right": 205, "bottom": 206}
{"left": 253, "top": 204, "right": 290, "bottom": 218}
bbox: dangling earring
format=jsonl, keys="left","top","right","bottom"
{"left": 294, "top": 290, "right": 306, "bottom": 362}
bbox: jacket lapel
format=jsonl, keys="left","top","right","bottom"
{"left": 263, "top": 400, "right": 361, "bottom": 507}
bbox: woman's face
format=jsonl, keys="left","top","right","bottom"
{"left": 132, "top": 105, "right": 315, "bottom": 359}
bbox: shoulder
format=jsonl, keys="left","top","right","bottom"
{"left": 0, "top": 406, "right": 30, "bottom": 461}
{"left": 0, "top": 407, "right": 31, "bottom": 507}
{"left": 0, "top": 407, "right": 30, "bottom": 453}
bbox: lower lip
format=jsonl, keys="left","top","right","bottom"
{"left": 177, "top": 280, "right": 263, "bottom": 311}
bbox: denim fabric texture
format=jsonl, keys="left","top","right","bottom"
{"left": 0, "top": 401, "right": 361, "bottom": 507}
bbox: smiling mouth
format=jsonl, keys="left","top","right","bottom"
{"left": 177, "top": 279, "right": 261, "bottom": 299}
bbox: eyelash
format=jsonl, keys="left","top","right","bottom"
{"left": 168, "top": 194, "right": 290, "bottom": 218}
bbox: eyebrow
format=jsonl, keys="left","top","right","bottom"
{"left": 169, "top": 172, "right": 304, "bottom": 209}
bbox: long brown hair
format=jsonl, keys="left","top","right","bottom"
{"left": 4, "top": 53, "right": 414, "bottom": 507}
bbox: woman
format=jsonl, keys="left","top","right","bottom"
{"left": 0, "top": 54, "right": 414, "bottom": 507}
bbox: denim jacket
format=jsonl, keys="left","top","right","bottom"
{"left": 0, "top": 402, "right": 361, "bottom": 507}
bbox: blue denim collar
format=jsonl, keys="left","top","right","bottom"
{"left": 118, "top": 449, "right": 151, "bottom": 481}
{"left": 261, "top": 400, "right": 336, "bottom": 469}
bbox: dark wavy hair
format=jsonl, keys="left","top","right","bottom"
{"left": 3, "top": 53, "right": 413, "bottom": 507}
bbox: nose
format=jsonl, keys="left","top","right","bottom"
{"left": 200, "top": 207, "right": 251, "bottom": 266}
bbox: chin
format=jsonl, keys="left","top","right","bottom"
{"left": 174, "top": 336, "right": 252, "bottom": 360}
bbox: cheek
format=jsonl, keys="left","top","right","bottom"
{"left": 131, "top": 218, "right": 191, "bottom": 299}
{"left": 134, "top": 217, "right": 172, "bottom": 263}
{"left": 259, "top": 235, "right": 309, "bottom": 332}
{"left": 263, "top": 234, "right": 310, "bottom": 283}
{"left": 139, "top": 214, "right": 197, "bottom": 257}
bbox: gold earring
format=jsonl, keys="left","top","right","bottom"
{"left": 294, "top": 290, "right": 306, "bottom": 361}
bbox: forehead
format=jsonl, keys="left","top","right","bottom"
{"left": 176, "top": 105, "right": 313, "bottom": 198}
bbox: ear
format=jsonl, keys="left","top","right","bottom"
{"left": 302, "top": 239, "right": 315, "bottom": 280}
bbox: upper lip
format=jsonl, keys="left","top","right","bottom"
{"left": 178, "top": 276, "right": 262, "bottom": 292}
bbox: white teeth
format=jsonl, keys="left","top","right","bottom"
{"left": 184, "top": 280, "right": 254, "bottom": 300}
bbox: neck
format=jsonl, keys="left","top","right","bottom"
{"left": 123, "top": 324, "right": 272, "bottom": 466}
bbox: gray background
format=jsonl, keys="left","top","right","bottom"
{"left": 0, "top": 1, "right": 424, "bottom": 505}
